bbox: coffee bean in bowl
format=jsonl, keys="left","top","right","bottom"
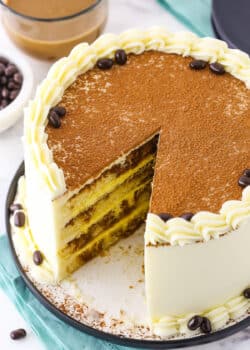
{"left": 0, "top": 49, "right": 34, "bottom": 133}
{"left": 0, "top": 57, "right": 23, "bottom": 110}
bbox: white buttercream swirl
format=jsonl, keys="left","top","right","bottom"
{"left": 146, "top": 185, "right": 250, "bottom": 246}
{"left": 153, "top": 294, "right": 250, "bottom": 337}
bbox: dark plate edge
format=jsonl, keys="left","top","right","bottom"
{"left": 5, "top": 162, "right": 250, "bottom": 349}
{"left": 212, "top": 0, "right": 238, "bottom": 49}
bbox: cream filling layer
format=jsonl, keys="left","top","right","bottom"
{"left": 60, "top": 201, "right": 149, "bottom": 262}
{"left": 60, "top": 153, "right": 154, "bottom": 235}
{"left": 60, "top": 180, "right": 151, "bottom": 256}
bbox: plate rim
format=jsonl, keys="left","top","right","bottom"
{"left": 5, "top": 162, "right": 250, "bottom": 349}
{"left": 212, "top": 0, "right": 242, "bottom": 50}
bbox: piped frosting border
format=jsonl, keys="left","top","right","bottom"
{"left": 145, "top": 186, "right": 250, "bottom": 246}
{"left": 153, "top": 294, "right": 250, "bottom": 337}
{"left": 24, "top": 27, "right": 250, "bottom": 244}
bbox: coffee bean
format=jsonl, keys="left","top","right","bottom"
{"left": 209, "top": 62, "right": 225, "bottom": 75}
{"left": 10, "top": 328, "right": 26, "bottom": 340}
{"left": 97, "top": 58, "right": 114, "bottom": 70}
{"left": 243, "top": 288, "right": 250, "bottom": 298}
{"left": 158, "top": 213, "right": 173, "bottom": 222}
{"left": 238, "top": 175, "right": 250, "bottom": 188}
{"left": 187, "top": 315, "right": 203, "bottom": 331}
{"left": 1, "top": 87, "right": 9, "bottom": 99}
{"left": 33, "top": 250, "right": 43, "bottom": 265}
{"left": 0, "top": 76, "right": 7, "bottom": 86}
{"left": 115, "top": 49, "right": 127, "bottom": 65}
{"left": 180, "top": 212, "right": 194, "bottom": 221}
{"left": 14, "top": 211, "right": 25, "bottom": 227}
{"left": 53, "top": 106, "right": 66, "bottom": 117}
{"left": 200, "top": 317, "right": 212, "bottom": 334}
{"left": 0, "top": 58, "right": 23, "bottom": 109}
{"left": 9, "top": 203, "right": 23, "bottom": 213}
{"left": 189, "top": 59, "right": 207, "bottom": 70}
{"left": 5, "top": 64, "right": 17, "bottom": 77}
{"left": 0, "top": 56, "right": 9, "bottom": 66}
{"left": 13, "top": 72, "right": 23, "bottom": 84}
{"left": 48, "top": 111, "right": 61, "bottom": 128}
{"left": 243, "top": 168, "right": 250, "bottom": 177}
{"left": 8, "top": 81, "right": 20, "bottom": 90}
{"left": 9, "top": 89, "right": 19, "bottom": 101}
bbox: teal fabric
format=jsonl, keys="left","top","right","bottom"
{"left": 0, "top": 235, "right": 135, "bottom": 350}
{"left": 158, "top": 0, "right": 213, "bottom": 37}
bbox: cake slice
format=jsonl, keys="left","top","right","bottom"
{"left": 11, "top": 28, "right": 250, "bottom": 337}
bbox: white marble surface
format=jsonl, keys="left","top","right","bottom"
{"left": 0, "top": 0, "right": 249, "bottom": 349}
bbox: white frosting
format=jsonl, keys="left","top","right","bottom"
{"left": 11, "top": 177, "right": 54, "bottom": 282}
{"left": 146, "top": 217, "right": 250, "bottom": 337}
{"left": 153, "top": 294, "right": 250, "bottom": 338}
{"left": 145, "top": 186, "right": 250, "bottom": 246}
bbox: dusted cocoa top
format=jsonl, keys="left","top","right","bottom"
{"left": 46, "top": 51, "right": 250, "bottom": 215}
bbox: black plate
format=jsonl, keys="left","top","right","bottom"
{"left": 5, "top": 163, "right": 250, "bottom": 349}
{"left": 212, "top": 0, "right": 250, "bottom": 53}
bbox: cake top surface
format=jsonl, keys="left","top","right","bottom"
{"left": 46, "top": 51, "right": 250, "bottom": 216}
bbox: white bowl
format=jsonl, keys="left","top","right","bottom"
{"left": 0, "top": 47, "right": 34, "bottom": 133}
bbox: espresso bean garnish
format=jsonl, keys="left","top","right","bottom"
{"left": 200, "top": 317, "right": 212, "bottom": 334}
{"left": 158, "top": 213, "right": 173, "bottom": 222}
{"left": 33, "top": 250, "right": 43, "bottom": 265}
{"left": 53, "top": 106, "right": 66, "bottom": 117}
{"left": 238, "top": 175, "right": 250, "bottom": 188}
{"left": 10, "top": 328, "right": 26, "bottom": 340}
{"left": 115, "top": 49, "right": 127, "bottom": 65}
{"left": 9, "top": 203, "right": 23, "bottom": 213}
{"left": 180, "top": 212, "right": 194, "bottom": 221}
{"left": 209, "top": 62, "right": 225, "bottom": 75}
{"left": 243, "top": 168, "right": 250, "bottom": 177}
{"left": 187, "top": 315, "right": 203, "bottom": 331}
{"left": 48, "top": 111, "right": 61, "bottom": 128}
{"left": 189, "top": 59, "right": 207, "bottom": 70}
{"left": 14, "top": 211, "right": 25, "bottom": 227}
{"left": 97, "top": 58, "right": 114, "bottom": 70}
{"left": 243, "top": 288, "right": 250, "bottom": 299}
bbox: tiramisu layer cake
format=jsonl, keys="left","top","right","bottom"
{"left": 11, "top": 28, "right": 250, "bottom": 337}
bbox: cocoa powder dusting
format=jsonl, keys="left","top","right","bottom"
{"left": 46, "top": 52, "right": 250, "bottom": 215}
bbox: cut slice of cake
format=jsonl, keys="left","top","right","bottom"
{"left": 11, "top": 28, "right": 250, "bottom": 337}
